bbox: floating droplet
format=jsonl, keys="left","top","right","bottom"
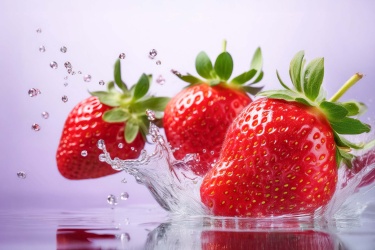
{"left": 81, "top": 150, "right": 88, "bottom": 157}
{"left": 97, "top": 139, "right": 105, "bottom": 150}
{"left": 120, "top": 233, "right": 130, "bottom": 242}
{"left": 156, "top": 60, "right": 161, "bottom": 65}
{"left": 130, "top": 147, "right": 135, "bottom": 151}
{"left": 31, "top": 123, "right": 41, "bottom": 131}
{"left": 36, "top": 28, "right": 42, "bottom": 33}
{"left": 63, "top": 82, "right": 68, "bottom": 87}
{"left": 118, "top": 143, "right": 124, "bottom": 149}
{"left": 107, "top": 194, "right": 118, "bottom": 206}
{"left": 78, "top": 71, "right": 82, "bottom": 74}
{"left": 99, "top": 80, "right": 105, "bottom": 86}
{"left": 41, "top": 111, "right": 49, "bottom": 119}
{"left": 64, "top": 62, "right": 72, "bottom": 68}
{"left": 210, "top": 150, "right": 215, "bottom": 155}
{"left": 61, "top": 95, "right": 68, "bottom": 103}
{"left": 202, "top": 149, "right": 207, "bottom": 153}
{"left": 60, "top": 46, "right": 67, "bottom": 53}
{"left": 120, "top": 192, "right": 129, "bottom": 200}
{"left": 64, "top": 76, "right": 68, "bottom": 80}
{"left": 171, "top": 69, "right": 181, "bottom": 77}
{"left": 119, "top": 53, "right": 126, "bottom": 59}
{"left": 28, "top": 88, "right": 41, "bottom": 97}
{"left": 148, "top": 49, "right": 157, "bottom": 59}
{"left": 39, "top": 46, "right": 46, "bottom": 52}
{"left": 146, "top": 109, "right": 156, "bottom": 121}
{"left": 121, "top": 178, "right": 127, "bottom": 183}
{"left": 83, "top": 75, "right": 91, "bottom": 82}
{"left": 50, "top": 61, "right": 58, "bottom": 69}
{"left": 71, "top": 71, "right": 76, "bottom": 75}
{"left": 156, "top": 75, "right": 165, "bottom": 85}
{"left": 99, "top": 153, "right": 106, "bottom": 162}
{"left": 17, "top": 171, "right": 27, "bottom": 179}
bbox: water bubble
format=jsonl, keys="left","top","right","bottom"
{"left": 171, "top": 69, "right": 181, "bottom": 77}
{"left": 119, "top": 53, "right": 126, "bottom": 59}
{"left": 64, "top": 76, "right": 68, "bottom": 80}
{"left": 146, "top": 109, "right": 156, "bottom": 121}
{"left": 148, "top": 49, "right": 157, "bottom": 59}
{"left": 63, "top": 82, "right": 68, "bottom": 87}
{"left": 99, "top": 153, "right": 106, "bottom": 162}
{"left": 81, "top": 150, "right": 88, "bottom": 157}
{"left": 120, "top": 192, "right": 129, "bottom": 200}
{"left": 60, "top": 46, "right": 67, "bottom": 53}
{"left": 36, "top": 28, "right": 42, "bottom": 33}
{"left": 78, "top": 71, "right": 82, "bottom": 74}
{"left": 67, "top": 69, "right": 72, "bottom": 74}
{"left": 28, "top": 88, "right": 41, "bottom": 97}
{"left": 39, "top": 46, "right": 46, "bottom": 52}
{"left": 120, "top": 233, "right": 130, "bottom": 242}
{"left": 97, "top": 139, "right": 105, "bottom": 149}
{"left": 41, "top": 111, "right": 49, "bottom": 119}
{"left": 121, "top": 178, "right": 127, "bottom": 183}
{"left": 107, "top": 194, "right": 118, "bottom": 206}
{"left": 156, "top": 75, "right": 165, "bottom": 85}
{"left": 156, "top": 60, "right": 161, "bottom": 65}
{"left": 71, "top": 71, "right": 76, "bottom": 75}
{"left": 61, "top": 95, "right": 68, "bottom": 103}
{"left": 64, "top": 62, "right": 72, "bottom": 68}
{"left": 17, "top": 171, "right": 27, "bottom": 179}
{"left": 118, "top": 143, "right": 124, "bottom": 149}
{"left": 99, "top": 80, "right": 105, "bottom": 86}
{"left": 31, "top": 123, "right": 41, "bottom": 131}
{"left": 49, "top": 61, "right": 58, "bottom": 69}
{"left": 83, "top": 75, "right": 91, "bottom": 82}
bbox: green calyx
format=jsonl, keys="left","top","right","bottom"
{"left": 259, "top": 51, "right": 371, "bottom": 168}
{"left": 173, "top": 40, "right": 264, "bottom": 95}
{"left": 90, "top": 59, "right": 170, "bottom": 143}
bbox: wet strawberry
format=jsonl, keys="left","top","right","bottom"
{"left": 164, "top": 41, "right": 264, "bottom": 176}
{"left": 201, "top": 51, "right": 371, "bottom": 217}
{"left": 56, "top": 59, "right": 169, "bottom": 180}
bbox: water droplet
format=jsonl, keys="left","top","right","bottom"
{"left": 107, "top": 194, "right": 118, "bottom": 206}
{"left": 81, "top": 150, "right": 88, "bottom": 157}
{"left": 28, "top": 88, "right": 41, "bottom": 97}
{"left": 171, "top": 69, "right": 181, "bottom": 77}
{"left": 156, "top": 75, "right": 165, "bottom": 85}
{"left": 210, "top": 150, "right": 215, "bottom": 155}
{"left": 118, "top": 143, "right": 123, "bottom": 149}
{"left": 148, "top": 49, "right": 157, "bottom": 59}
{"left": 146, "top": 109, "right": 156, "bottom": 121}
{"left": 60, "top": 46, "right": 67, "bottom": 53}
{"left": 99, "top": 153, "right": 106, "bottom": 162}
{"left": 41, "top": 111, "right": 49, "bottom": 119}
{"left": 119, "top": 53, "right": 126, "bottom": 59}
{"left": 17, "top": 171, "right": 27, "bottom": 179}
{"left": 120, "top": 192, "right": 129, "bottom": 200}
{"left": 64, "top": 62, "right": 72, "bottom": 68}
{"left": 97, "top": 139, "right": 105, "bottom": 149}
{"left": 120, "top": 233, "right": 130, "bottom": 242}
{"left": 36, "top": 28, "right": 42, "bottom": 33}
{"left": 64, "top": 76, "right": 68, "bottom": 80}
{"left": 71, "top": 71, "right": 76, "bottom": 75}
{"left": 124, "top": 218, "right": 130, "bottom": 225}
{"left": 156, "top": 60, "right": 161, "bottom": 65}
{"left": 39, "top": 46, "right": 46, "bottom": 52}
{"left": 67, "top": 69, "right": 72, "bottom": 74}
{"left": 130, "top": 147, "right": 135, "bottom": 151}
{"left": 63, "top": 82, "right": 68, "bottom": 87}
{"left": 202, "top": 149, "right": 207, "bottom": 153}
{"left": 78, "top": 71, "right": 82, "bottom": 74}
{"left": 121, "top": 178, "right": 127, "bottom": 183}
{"left": 83, "top": 75, "right": 91, "bottom": 82}
{"left": 99, "top": 80, "right": 105, "bottom": 86}
{"left": 49, "top": 61, "right": 58, "bottom": 69}
{"left": 61, "top": 95, "right": 68, "bottom": 103}
{"left": 31, "top": 123, "right": 41, "bottom": 131}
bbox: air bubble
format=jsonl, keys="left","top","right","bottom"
{"left": 81, "top": 150, "right": 88, "bottom": 157}
{"left": 156, "top": 60, "right": 161, "bottom": 65}
{"left": 64, "top": 62, "right": 72, "bottom": 68}
{"left": 60, "top": 46, "right": 67, "bottom": 53}
{"left": 31, "top": 123, "right": 41, "bottom": 131}
{"left": 121, "top": 178, "right": 127, "bottom": 183}
{"left": 120, "top": 233, "right": 130, "bottom": 242}
{"left": 36, "top": 28, "right": 42, "bottom": 33}
{"left": 63, "top": 82, "right": 68, "bottom": 87}
{"left": 41, "top": 111, "right": 49, "bottom": 119}
{"left": 39, "top": 46, "right": 46, "bottom": 52}
{"left": 120, "top": 192, "right": 129, "bottom": 200}
{"left": 107, "top": 194, "right": 118, "bottom": 206}
{"left": 17, "top": 171, "right": 27, "bottom": 179}
{"left": 83, "top": 75, "right": 91, "bottom": 82}
{"left": 156, "top": 75, "right": 165, "bottom": 85}
{"left": 78, "top": 71, "right": 82, "bottom": 74}
{"left": 49, "top": 61, "right": 58, "bottom": 69}
{"left": 64, "top": 76, "right": 68, "bottom": 80}
{"left": 118, "top": 143, "right": 124, "bottom": 149}
{"left": 61, "top": 95, "right": 68, "bottom": 103}
{"left": 99, "top": 80, "right": 105, "bottom": 85}
{"left": 146, "top": 109, "right": 156, "bottom": 121}
{"left": 171, "top": 69, "right": 181, "bottom": 77}
{"left": 148, "top": 49, "right": 157, "bottom": 59}
{"left": 97, "top": 139, "right": 105, "bottom": 149}
{"left": 119, "top": 53, "right": 126, "bottom": 59}
{"left": 28, "top": 88, "right": 41, "bottom": 97}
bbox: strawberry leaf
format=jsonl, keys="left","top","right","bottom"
{"left": 242, "top": 86, "right": 263, "bottom": 95}
{"left": 334, "top": 132, "right": 365, "bottom": 150}
{"left": 341, "top": 101, "right": 366, "bottom": 116}
{"left": 276, "top": 70, "right": 291, "bottom": 90}
{"left": 133, "top": 97, "right": 170, "bottom": 112}
{"left": 114, "top": 59, "right": 128, "bottom": 92}
{"left": 90, "top": 91, "right": 121, "bottom": 107}
{"left": 177, "top": 74, "right": 202, "bottom": 84}
{"left": 133, "top": 74, "right": 150, "bottom": 100}
{"left": 231, "top": 69, "right": 256, "bottom": 85}
{"left": 303, "top": 57, "right": 324, "bottom": 101}
{"left": 250, "top": 47, "right": 263, "bottom": 82}
{"left": 107, "top": 81, "right": 116, "bottom": 92}
{"left": 125, "top": 121, "right": 139, "bottom": 143}
{"left": 195, "top": 52, "right": 214, "bottom": 79}
{"left": 330, "top": 117, "right": 371, "bottom": 135}
{"left": 214, "top": 52, "right": 233, "bottom": 81}
{"left": 251, "top": 70, "right": 264, "bottom": 84}
{"left": 289, "top": 51, "right": 304, "bottom": 92}
{"left": 319, "top": 101, "right": 348, "bottom": 121}
{"left": 103, "top": 108, "right": 129, "bottom": 123}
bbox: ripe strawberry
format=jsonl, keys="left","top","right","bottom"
{"left": 56, "top": 59, "right": 169, "bottom": 180}
{"left": 200, "top": 51, "right": 371, "bottom": 217}
{"left": 164, "top": 41, "right": 264, "bottom": 176}
{"left": 57, "top": 228, "right": 116, "bottom": 249}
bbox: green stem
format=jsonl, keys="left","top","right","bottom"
{"left": 222, "top": 39, "right": 227, "bottom": 52}
{"left": 329, "top": 73, "right": 363, "bottom": 102}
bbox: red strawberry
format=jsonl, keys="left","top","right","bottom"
{"left": 164, "top": 41, "right": 264, "bottom": 176}
{"left": 200, "top": 51, "right": 371, "bottom": 217}
{"left": 56, "top": 59, "right": 170, "bottom": 180}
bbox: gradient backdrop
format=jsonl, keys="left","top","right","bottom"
{"left": 1, "top": 0, "right": 374, "bottom": 210}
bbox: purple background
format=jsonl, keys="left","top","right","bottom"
{"left": 1, "top": 0, "right": 374, "bottom": 210}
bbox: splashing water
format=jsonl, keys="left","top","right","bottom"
{"left": 98, "top": 110, "right": 375, "bottom": 220}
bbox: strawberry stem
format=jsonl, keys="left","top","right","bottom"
{"left": 329, "top": 73, "right": 363, "bottom": 102}
{"left": 222, "top": 39, "right": 227, "bottom": 52}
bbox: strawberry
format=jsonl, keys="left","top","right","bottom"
{"left": 164, "top": 41, "right": 264, "bottom": 176}
{"left": 56, "top": 59, "right": 169, "bottom": 179}
{"left": 200, "top": 51, "right": 371, "bottom": 217}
